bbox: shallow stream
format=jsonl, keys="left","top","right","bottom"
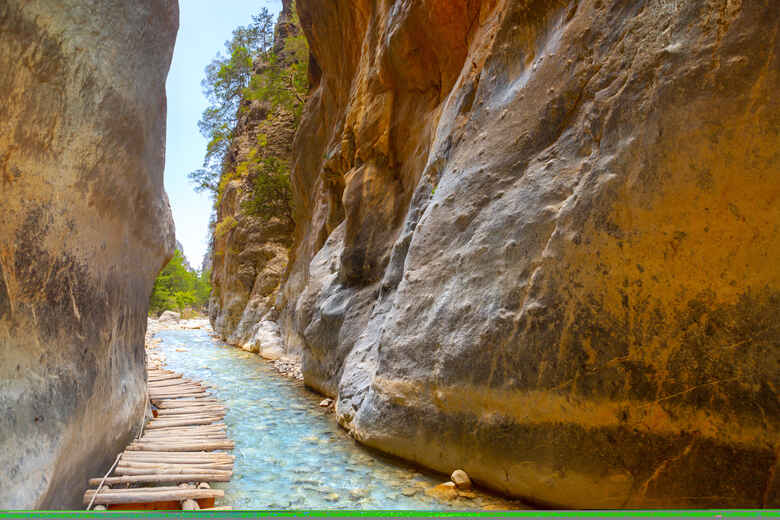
{"left": 153, "top": 329, "right": 516, "bottom": 510}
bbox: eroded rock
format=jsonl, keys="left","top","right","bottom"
{"left": 279, "top": 0, "right": 780, "bottom": 509}
{"left": 159, "top": 310, "right": 181, "bottom": 322}
{"left": 0, "top": 0, "right": 177, "bottom": 508}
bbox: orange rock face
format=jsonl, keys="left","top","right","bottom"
{"left": 279, "top": 0, "right": 779, "bottom": 508}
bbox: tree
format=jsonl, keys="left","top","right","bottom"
{"left": 149, "top": 250, "right": 212, "bottom": 315}
{"left": 241, "top": 156, "right": 293, "bottom": 226}
{"left": 189, "top": 8, "right": 276, "bottom": 195}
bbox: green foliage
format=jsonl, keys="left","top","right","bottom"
{"left": 241, "top": 157, "right": 293, "bottom": 225}
{"left": 189, "top": 8, "right": 276, "bottom": 195}
{"left": 192, "top": 4, "right": 308, "bottom": 234}
{"left": 243, "top": 9, "right": 309, "bottom": 121}
{"left": 214, "top": 216, "right": 238, "bottom": 239}
{"left": 149, "top": 250, "right": 211, "bottom": 315}
{"left": 238, "top": 7, "right": 307, "bottom": 224}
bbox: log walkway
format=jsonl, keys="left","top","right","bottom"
{"left": 83, "top": 363, "right": 234, "bottom": 510}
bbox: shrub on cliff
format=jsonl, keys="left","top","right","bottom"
{"left": 241, "top": 156, "right": 293, "bottom": 226}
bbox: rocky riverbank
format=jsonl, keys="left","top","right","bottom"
{"left": 146, "top": 316, "right": 303, "bottom": 382}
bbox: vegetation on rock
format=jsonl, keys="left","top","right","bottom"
{"left": 189, "top": 4, "right": 307, "bottom": 225}
{"left": 189, "top": 8, "right": 275, "bottom": 196}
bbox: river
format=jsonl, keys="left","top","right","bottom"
{"left": 152, "top": 328, "right": 520, "bottom": 510}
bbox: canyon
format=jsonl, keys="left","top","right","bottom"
{"left": 0, "top": 0, "right": 177, "bottom": 508}
{"left": 0, "top": 0, "right": 777, "bottom": 510}
{"left": 211, "top": 0, "right": 780, "bottom": 508}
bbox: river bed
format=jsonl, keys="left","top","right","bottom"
{"left": 152, "top": 329, "right": 520, "bottom": 510}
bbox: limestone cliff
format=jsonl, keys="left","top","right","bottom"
{"left": 278, "top": 0, "right": 779, "bottom": 508}
{"left": 209, "top": 0, "right": 300, "bottom": 358}
{"left": 0, "top": 0, "right": 177, "bottom": 508}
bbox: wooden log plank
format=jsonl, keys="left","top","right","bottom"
{"left": 121, "top": 450, "right": 233, "bottom": 456}
{"left": 117, "top": 458, "right": 233, "bottom": 469}
{"left": 115, "top": 462, "right": 233, "bottom": 470}
{"left": 119, "top": 457, "right": 234, "bottom": 465}
{"left": 88, "top": 474, "right": 231, "bottom": 486}
{"left": 151, "top": 400, "right": 218, "bottom": 408}
{"left": 147, "top": 375, "right": 182, "bottom": 382}
{"left": 147, "top": 380, "right": 200, "bottom": 387}
{"left": 147, "top": 374, "right": 179, "bottom": 380}
{"left": 148, "top": 383, "right": 203, "bottom": 391}
{"left": 83, "top": 488, "right": 224, "bottom": 505}
{"left": 153, "top": 399, "right": 219, "bottom": 408}
{"left": 154, "top": 406, "right": 221, "bottom": 412}
{"left": 150, "top": 417, "right": 225, "bottom": 424}
{"left": 146, "top": 419, "right": 221, "bottom": 429}
{"left": 144, "top": 425, "right": 226, "bottom": 432}
{"left": 156, "top": 405, "right": 225, "bottom": 412}
{"left": 148, "top": 391, "right": 210, "bottom": 398}
{"left": 148, "top": 394, "right": 211, "bottom": 401}
{"left": 119, "top": 452, "right": 233, "bottom": 467}
{"left": 156, "top": 410, "right": 225, "bottom": 418}
{"left": 126, "top": 442, "right": 234, "bottom": 452}
{"left": 147, "top": 417, "right": 224, "bottom": 425}
{"left": 119, "top": 455, "right": 234, "bottom": 463}
{"left": 148, "top": 387, "right": 208, "bottom": 394}
{"left": 120, "top": 453, "right": 234, "bottom": 462}
{"left": 137, "top": 439, "right": 231, "bottom": 446}
{"left": 139, "top": 436, "right": 230, "bottom": 443}
{"left": 115, "top": 465, "right": 234, "bottom": 474}
{"left": 143, "top": 426, "right": 226, "bottom": 433}
{"left": 140, "top": 434, "right": 229, "bottom": 440}
{"left": 88, "top": 486, "right": 192, "bottom": 493}
{"left": 115, "top": 466, "right": 232, "bottom": 474}
{"left": 114, "top": 468, "right": 232, "bottom": 477}
{"left": 149, "top": 413, "right": 224, "bottom": 422}
{"left": 141, "top": 426, "right": 226, "bottom": 434}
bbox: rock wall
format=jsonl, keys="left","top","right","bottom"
{"left": 280, "top": 0, "right": 779, "bottom": 508}
{"left": 0, "top": 0, "right": 177, "bottom": 508}
{"left": 209, "top": 0, "right": 299, "bottom": 358}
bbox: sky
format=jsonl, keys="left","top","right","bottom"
{"left": 164, "top": 0, "right": 282, "bottom": 270}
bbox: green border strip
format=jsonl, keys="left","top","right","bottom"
{"left": 0, "top": 511, "right": 776, "bottom": 518}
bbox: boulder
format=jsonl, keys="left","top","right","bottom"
{"left": 450, "top": 470, "right": 472, "bottom": 490}
{"left": 0, "top": 0, "right": 177, "bottom": 507}
{"left": 159, "top": 310, "right": 181, "bottom": 322}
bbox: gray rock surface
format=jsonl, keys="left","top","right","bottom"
{"left": 0, "top": 0, "right": 177, "bottom": 508}
{"left": 278, "top": 0, "right": 780, "bottom": 508}
{"left": 158, "top": 310, "right": 182, "bottom": 322}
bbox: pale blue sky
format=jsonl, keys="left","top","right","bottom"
{"left": 165, "top": 0, "right": 282, "bottom": 269}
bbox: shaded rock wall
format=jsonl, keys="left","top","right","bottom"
{"left": 281, "top": 0, "right": 779, "bottom": 508}
{"left": 209, "top": 0, "right": 298, "bottom": 357}
{"left": 0, "top": 0, "right": 177, "bottom": 508}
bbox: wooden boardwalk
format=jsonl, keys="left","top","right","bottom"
{"left": 83, "top": 364, "right": 234, "bottom": 510}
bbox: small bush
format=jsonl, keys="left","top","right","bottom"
{"left": 215, "top": 216, "right": 238, "bottom": 239}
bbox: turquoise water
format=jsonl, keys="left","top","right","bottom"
{"left": 153, "top": 329, "right": 504, "bottom": 510}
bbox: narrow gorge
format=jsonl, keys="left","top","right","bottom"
{"left": 0, "top": 0, "right": 777, "bottom": 511}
